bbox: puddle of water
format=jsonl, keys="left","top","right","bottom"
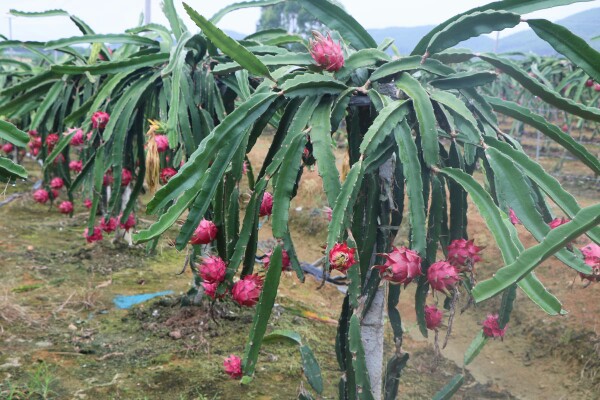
{"left": 113, "top": 290, "right": 174, "bottom": 309}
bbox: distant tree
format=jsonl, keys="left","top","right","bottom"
{"left": 256, "top": 3, "right": 322, "bottom": 36}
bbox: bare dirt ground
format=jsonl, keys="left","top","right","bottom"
{"left": 0, "top": 136, "right": 598, "bottom": 399}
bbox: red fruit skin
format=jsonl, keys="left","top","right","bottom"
{"left": 103, "top": 174, "right": 114, "bottom": 187}
{"left": 509, "top": 208, "right": 520, "bottom": 225}
{"left": 121, "top": 168, "right": 133, "bottom": 186}
{"left": 91, "top": 111, "right": 110, "bottom": 129}
{"left": 33, "top": 189, "right": 50, "bottom": 204}
{"left": 585, "top": 79, "right": 594, "bottom": 87}
{"left": 84, "top": 226, "right": 103, "bottom": 243}
{"left": 594, "top": 83, "right": 600, "bottom": 92}
{"left": 119, "top": 213, "right": 136, "bottom": 231}
{"left": 482, "top": 314, "right": 506, "bottom": 338}
{"left": 159, "top": 167, "right": 177, "bottom": 184}
{"left": 309, "top": 32, "right": 345, "bottom": 72}
{"left": 100, "top": 217, "right": 118, "bottom": 233}
{"left": 155, "top": 135, "right": 169, "bottom": 153}
{"left": 2, "top": 143, "right": 14, "bottom": 154}
{"left": 50, "top": 177, "right": 64, "bottom": 190}
{"left": 83, "top": 198, "right": 93, "bottom": 209}
{"left": 223, "top": 355, "right": 243, "bottom": 379}
{"left": 374, "top": 246, "right": 422, "bottom": 285}
{"left": 199, "top": 255, "right": 227, "bottom": 284}
{"left": 190, "top": 219, "right": 218, "bottom": 245}
{"left": 259, "top": 192, "right": 273, "bottom": 217}
{"left": 231, "top": 274, "right": 263, "bottom": 307}
{"left": 46, "top": 134, "right": 60, "bottom": 150}
{"left": 69, "top": 160, "right": 83, "bottom": 173}
{"left": 427, "top": 261, "right": 461, "bottom": 293}
{"left": 329, "top": 242, "right": 356, "bottom": 273}
{"left": 69, "top": 129, "right": 85, "bottom": 146}
{"left": 561, "top": 124, "right": 569, "bottom": 133}
{"left": 548, "top": 217, "right": 570, "bottom": 229}
{"left": 263, "top": 249, "right": 291, "bottom": 271}
{"left": 424, "top": 305, "right": 443, "bottom": 330}
{"left": 58, "top": 201, "right": 73, "bottom": 214}
{"left": 579, "top": 243, "right": 600, "bottom": 282}
{"left": 447, "top": 239, "right": 482, "bottom": 268}
{"left": 202, "top": 282, "right": 226, "bottom": 300}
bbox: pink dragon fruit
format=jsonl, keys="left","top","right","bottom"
{"left": 595, "top": 83, "right": 600, "bottom": 92}
{"left": 190, "top": 219, "right": 218, "bottom": 245}
{"left": 100, "top": 216, "right": 118, "bottom": 233}
{"left": 33, "top": 189, "right": 50, "bottom": 204}
{"left": 46, "top": 133, "right": 60, "bottom": 150}
{"left": 202, "top": 282, "right": 226, "bottom": 300}
{"left": 121, "top": 168, "right": 132, "bottom": 186}
{"left": 155, "top": 135, "right": 169, "bottom": 153}
{"left": 223, "top": 355, "right": 243, "bottom": 379}
{"left": 199, "top": 255, "right": 227, "bottom": 284}
{"left": 329, "top": 242, "right": 356, "bottom": 273}
{"left": 309, "top": 31, "right": 344, "bottom": 72}
{"left": 579, "top": 243, "right": 600, "bottom": 283}
{"left": 58, "top": 201, "right": 73, "bottom": 214}
{"left": 91, "top": 111, "right": 110, "bottom": 129}
{"left": 586, "top": 79, "right": 594, "bottom": 87}
{"left": 69, "top": 129, "right": 84, "bottom": 146}
{"left": 482, "top": 314, "right": 506, "bottom": 338}
{"left": 2, "top": 143, "right": 14, "bottom": 154}
{"left": 69, "top": 160, "right": 83, "bottom": 173}
{"left": 548, "top": 217, "right": 570, "bottom": 229}
{"left": 84, "top": 226, "right": 103, "bottom": 243}
{"left": 509, "top": 208, "right": 520, "bottom": 225}
{"left": 259, "top": 191, "right": 273, "bottom": 217}
{"left": 83, "top": 198, "right": 92, "bottom": 209}
{"left": 424, "top": 305, "right": 443, "bottom": 331}
{"left": 119, "top": 213, "right": 136, "bottom": 231}
{"left": 231, "top": 274, "right": 263, "bottom": 307}
{"left": 50, "top": 189, "right": 59, "bottom": 199}
{"left": 103, "top": 173, "right": 113, "bottom": 187}
{"left": 263, "top": 249, "right": 292, "bottom": 271}
{"left": 374, "top": 246, "right": 422, "bottom": 285}
{"left": 160, "top": 167, "right": 177, "bottom": 184}
{"left": 447, "top": 239, "right": 482, "bottom": 269}
{"left": 427, "top": 261, "right": 461, "bottom": 293}
{"left": 50, "top": 177, "right": 64, "bottom": 190}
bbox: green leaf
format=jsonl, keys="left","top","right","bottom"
{"left": 299, "top": 0, "right": 377, "bottom": 50}
{"left": 9, "top": 9, "right": 69, "bottom": 17}
{"left": 527, "top": 19, "right": 600, "bottom": 83}
{"left": 484, "top": 96, "right": 600, "bottom": 174}
{"left": 370, "top": 56, "right": 454, "bottom": 81}
{"left": 51, "top": 53, "right": 169, "bottom": 75}
{"left": 0, "top": 157, "right": 27, "bottom": 179}
{"left": 45, "top": 34, "right": 157, "bottom": 49}
{"left": 430, "top": 71, "right": 497, "bottom": 89}
{"left": 243, "top": 245, "right": 284, "bottom": 379}
{"left": 395, "top": 73, "right": 438, "bottom": 167}
{"left": 473, "top": 203, "right": 600, "bottom": 302}
{"left": 183, "top": 3, "right": 273, "bottom": 80}
{"left": 0, "top": 120, "right": 29, "bottom": 147}
{"left": 432, "top": 374, "right": 464, "bottom": 400}
{"left": 281, "top": 73, "right": 347, "bottom": 98}
{"left": 425, "top": 11, "right": 520, "bottom": 56}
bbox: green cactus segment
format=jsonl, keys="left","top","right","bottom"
{"left": 464, "top": 331, "right": 488, "bottom": 365}
{"left": 359, "top": 100, "right": 409, "bottom": 156}
{"left": 432, "top": 373, "right": 464, "bottom": 400}
{"left": 283, "top": 231, "right": 305, "bottom": 282}
{"left": 348, "top": 315, "right": 374, "bottom": 400}
{"left": 473, "top": 203, "right": 600, "bottom": 302}
{"left": 87, "top": 149, "right": 107, "bottom": 231}
{"left": 430, "top": 71, "right": 498, "bottom": 89}
{"left": 387, "top": 285, "right": 403, "bottom": 341}
{"left": 281, "top": 74, "right": 347, "bottom": 98}
{"left": 383, "top": 353, "right": 409, "bottom": 400}
{"left": 300, "top": 344, "right": 324, "bottom": 395}
{"left": 395, "top": 73, "right": 439, "bottom": 167}
{"left": 242, "top": 244, "right": 284, "bottom": 380}
{"left": 448, "top": 142, "right": 467, "bottom": 241}
{"left": 226, "top": 187, "right": 241, "bottom": 259}
{"left": 335, "top": 49, "right": 391, "bottom": 80}
{"left": 370, "top": 56, "right": 454, "bottom": 81}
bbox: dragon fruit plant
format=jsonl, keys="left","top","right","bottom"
{"left": 3, "top": 0, "right": 600, "bottom": 398}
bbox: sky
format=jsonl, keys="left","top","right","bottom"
{"left": 2, "top": 0, "right": 600, "bottom": 41}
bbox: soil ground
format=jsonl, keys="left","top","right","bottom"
{"left": 0, "top": 136, "right": 599, "bottom": 399}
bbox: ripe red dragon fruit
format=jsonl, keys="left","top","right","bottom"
{"left": 223, "top": 355, "right": 242, "bottom": 379}
{"left": 54, "top": 154, "right": 65, "bottom": 164}
{"left": 200, "top": 255, "right": 227, "bottom": 284}
{"left": 374, "top": 246, "right": 422, "bottom": 285}
{"left": 29, "top": 136, "right": 42, "bottom": 151}
{"left": 84, "top": 226, "right": 103, "bottom": 243}
{"left": 579, "top": 243, "right": 600, "bottom": 283}
{"left": 231, "top": 274, "right": 263, "bottom": 307}
{"left": 586, "top": 79, "right": 594, "bottom": 87}
{"left": 121, "top": 168, "right": 133, "bottom": 186}
{"left": 482, "top": 314, "right": 506, "bottom": 338}
{"left": 159, "top": 167, "right": 177, "bottom": 184}
{"left": 329, "top": 242, "right": 356, "bottom": 273}
{"left": 100, "top": 216, "right": 118, "bottom": 233}
{"left": 46, "top": 133, "right": 60, "bottom": 151}
{"left": 69, "top": 160, "right": 83, "bottom": 173}
{"left": 83, "top": 198, "right": 92, "bottom": 209}
{"left": 202, "top": 282, "right": 226, "bottom": 300}
{"left": 33, "top": 189, "right": 50, "bottom": 204}
{"left": 548, "top": 217, "right": 569, "bottom": 229}
{"left": 91, "top": 111, "right": 110, "bottom": 129}
{"left": 51, "top": 189, "right": 59, "bottom": 199}
{"left": 427, "top": 261, "right": 461, "bottom": 293}
{"left": 69, "top": 129, "right": 84, "bottom": 146}
{"left": 50, "top": 177, "right": 64, "bottom": 190}
{"left": 509, "top": 208, "right": 520, "bottom": 225}
{"left": 561, "top": 124, "right": 569, "bottom": 133}
{"left": 28, "top": 129, "right": 38, "bottom": 137}
{"left": 263, "top": 249, "right": 291, "bottom": 271}
{"left": 155, "top": 135, "right": 169, "bottom": 153}
{"left": 447, "top": 239, "right": 482, "bottom": 268}
{"left": 58, "top": 201, "right": 73, "bottom": 214}
{"left": 424, "top": 305, "right": 443, "bottom": 331}
{"left": 309, "top": 31, "right": 344, "bottom": 72}
{"left": 259, "top": 191, "right": 274, "bottom": 217}
{"left": 595, "top": 83, "right": 600, "bottom": 92}
{"left": 103, "top": 173, "right": 114, "bottom": 187}
{"left": 190, "top": 219, "right": 218, "bottom": 245}
{"left": 119, "top": 213, "right": 136, "bottom": 231}
{"left": 2, "top": 143, "right": 14, "bottom": 154}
